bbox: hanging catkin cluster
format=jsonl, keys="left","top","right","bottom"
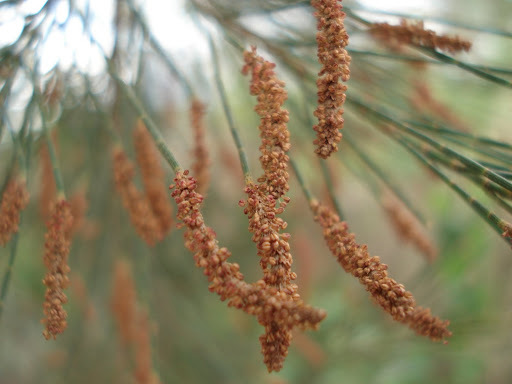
{"left": 111, "top": 259, "right": 138, "bottom": 345}
{"left": 241, "top": 47, "right": 306, "bottom": 371}
{"left": 42, "top": 199, "right": 73, "bottom": 340}
{"left": 134, "top": 120, "right": 174, "bottom": 236}
{"left": 39, "top": 143, "right": 56, "bottom": 219}
{"left": 311, "top": 0, "right": 351, "bottom": 159}
{"left": 0, "top": 177, "right": 29, "bottom": 246}
{"left": 111, "top": 260, "right": 161, "bottom": 383}
{"left": 311, "top": 199, "right": 452, "bottom": 341}
{"left": 381, "top": 192, "right": 437, "bottom": 262}
{"left": 112, "top": 148, "right": 162, "bottom": 245}
{"left": 369, "top": 19, "right": 472, "bottom": 53}
{"left": 190, "top": 99, "right": 211, "bottom": 195}
{"left": 171, "top": 171, "right": 326, "bottom": 372}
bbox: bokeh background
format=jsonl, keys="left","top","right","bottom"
{"left": 1, "top": 0, "right": 512, "bottom": 383}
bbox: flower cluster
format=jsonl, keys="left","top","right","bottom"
{"left": 134, "top": 120, "right": 174, "bottom": 237}
{"left": 381, "top": 192, "right": 437, "bottom": 262}
{"left": 0, "top": 177, "right": 29, "bottom": 246}
{"left": 134, "top": 310, "right": 161, "bottom": 384}
{"left": 42, "top": 199, "right": 73, "bottom": 340}
{"left": 39, "top": 143, "right": 56, "bottom": 219}
{"left": 242, "top": 46, "right": 291, "bottom": 199}
{"left": 311, "top": 199, "right": 451, "bottom": 341}
{"left": 242, "top": 47, "right": 319, "bottom": 370}
{"left": 111, "top": 260, "right": 161, "bottom": 383}
{"left": 311, "top": 0, "right": 351, "bottom": 159}
{"left": 112, "top": 147, "right": 162, "bottom": 246}
{"left": 370, "top": 19, "right": 472, "bottom": 53}
{"left": 190, "top": 99, "right": 211, "bottom": 195}
{"left": 171, "top": 171, "right": 326, "bottom": 372}
{"left": 111, "top": 259, "right": 138, "bottom": 345}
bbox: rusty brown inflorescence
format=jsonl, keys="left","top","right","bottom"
{"left": 42, "top": 199, "right": 73, "bottom": 340}
{"left": 381, "top": 192, "right": 437, "bottom": 262}
{"left": 311, "top": 0, "right": 351, "bottom": 159}
{"left": 40, "top": 143, "right": 56, "bottom": 219}
{"left": 112, "top": 148, "right": 162, "bottom": 246}
{"left": 134, "top": 310, "right": 161, "bottom": 384}
{"left": 190, "top": 99, "right": 211, "bottom": 196}
{"left": 241, "top": 47, "right": 319, "bottom": 371}
{"left": 311, "top": 199, "right": 452, "bottom": 342}
{"left": 0, "top": 177, "right": 29, "bottom": 246}
{"left": 111, "top": 260, "right": 161, "bottom": 383}
{"left": 370, "top": 19, "right": 472, "bottom": 53}
{"left": 134, "top": 120, "right": 174, "bottom": 237}
{"left": 111, "top": 259, "right": 138, "bottom": 345}
{"left": 171, "top": 171, "right": 326, "bottom": 372}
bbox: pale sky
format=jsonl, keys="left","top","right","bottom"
{"left": 0, "top": 0, "right": 440, "bottom": 76}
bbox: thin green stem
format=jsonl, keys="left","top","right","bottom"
{"left": 0, "top": 231, "right": 20, "bottom": 321}
{"left": 348, "top": 49, "right": 512, "bottom": 75}
{"left": 419, "top": 47, "right": 512, "bottom": 89}
{"left": 40, "top": 110, "right": 65, "bottom": 197}
{"left": 290, "top": 157, "right": 313, "bottom": 204}
{"left": 115, "top": 78, "right": 181, "bottom": 173}
{"left": 127, "top": 0, "right": 194, "bottom": 98}
{"left": 394, "top": 133, "right": 512, "bottom": 246}
{"left": 348, "top": 96, "right": 512, "bottom": 192}
{"left": 407, "top": 120, "right": 512, "bottom": 152}
{"left": 81, "top": 73, "right": 121, "bottom": 144}
{"left": 319, "top": 160, "right": 344, "bottom": 219}
{"left": 80, "top": 11, "right": 183, "bottom": 174}
{"left": 405, "top": 137, "right": 512, "bottom": 213}
{"left": 343, "top": 133, "right": 427, "bottom": 225}
{"left": 202, "top": 25, "right": 251, "bottom": 180}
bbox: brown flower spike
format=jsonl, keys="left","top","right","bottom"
{"left": 111, "top": 260, "right": 160, "bottom": 383}
{"left": 190, "top": 99, "right": 211, "bottom": 195}
{"left": 134, "top": 310, "right": 161, "bottom": 384}
{"left": 242, "top": 47, "right": 291, "bottom": 200}
{"left": 311, "top": 199, "right": 451, "bottom": 341}
{"left": 42, "top": 199, "right": 73, "bottom": 340}
{"left": 171, "top": 171, "right": 326, "bottom": 372}
{"left": 111, "top": 259, "right": 138, "bottom": 345}
{"left": 0, "top": 177, "right": 29, "bottom": 246}
{"left": 134, "top": 121, "right": 174, "bottom": 237}
{"left": 112, "top": 148, "right": 161, "bottom": 246}
{"left": 311, "top": 0, "right": 351, "bottom": 159}
{"left": 242, "top": 47, "right": 313, "bottom": 370}
{"left": 381, "top": 192, "right": 437, "bottom": 262}
{"left": 40, "top": 143, "right": 56, "bottom": 219}
{"left": 370, "top": 19, "right": 472, "bottom": 54}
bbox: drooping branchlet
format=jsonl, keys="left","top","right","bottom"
{"left": 311, "top": 199, "right": 451, "bottom": 341}
{"left": 0, "top": 177, "right": 29, "bottom": 246}
{"left": 409, "top": 81, "right": 469, "bottom": 132}
{"left": 370, "top": 19, "right": 472, "bottom": 53}
{"left": 311, "top": 0, "right": 351, "bottom": 159}
{"left": 42, "top": 199, "right": 73, "bottom": 340}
